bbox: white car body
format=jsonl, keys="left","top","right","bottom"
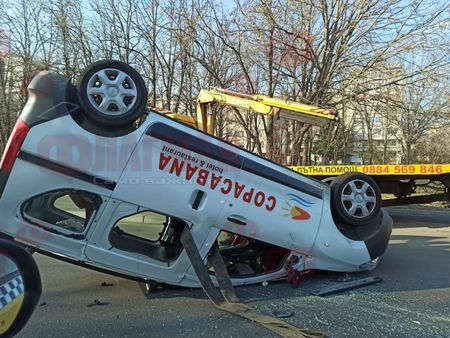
{"left": 0, "top": 72, "right": 392, "bottom": 287}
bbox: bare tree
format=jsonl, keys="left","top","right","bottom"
{"left": 415, "top": 126, "right": 450, "bottom": 164}
{"left": 391, "top": 77, "right": 449, "bottom": 163}
{"left": 0, "top": 0, "right": 52, "bottom": 151}
{"left": 0, "top": 0, "right": 448, "bottom": 166}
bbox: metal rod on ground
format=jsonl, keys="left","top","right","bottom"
{"left": 180, "top": 229, "right": 326, "bottom": 338}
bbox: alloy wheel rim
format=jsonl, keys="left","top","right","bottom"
{"left": 86, "top": 68, "right": 138, "bottom": 116}
{"left": 340, "top": 179, "right": 377, "bottom": 218}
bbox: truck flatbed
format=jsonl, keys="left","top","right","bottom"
{"left": 290, "top": 164, "right": 450, "bottom": 206}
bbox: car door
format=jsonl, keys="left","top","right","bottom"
{"left": 85, "top": 113, "right": 243, "bottom": 282}
{"left": 216, "top": 151, "right": 325, "bottom": 255}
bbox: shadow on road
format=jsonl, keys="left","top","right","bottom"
{"left": 387, "top": 206, "right": 450, "bottom": 229}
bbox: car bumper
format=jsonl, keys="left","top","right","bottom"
{"left": 364, "top": 209, "right": 393, "bottom": 260}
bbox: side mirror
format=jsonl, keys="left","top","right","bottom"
{"left": 0, "top": 239, "right": 41, "bottom": 338}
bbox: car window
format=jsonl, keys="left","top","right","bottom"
{"left": 114, "top": 211, "right": 167, "bottom": 242}
{"left": 54, "top": 194, "right": 87, "bottom": 219}
{"left": 110, "top": 210, "right": 187, "bottom": 262}
{"left": 210, "top": 230, "right": 290, "bottom": 277}
{"left": 23, "top": 190, "right": 100, "bottom": 234}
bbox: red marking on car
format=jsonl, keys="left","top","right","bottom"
{"left": 0, "top": 119, "right": 30, "bottom": 172}
{"left": 159, "top": 152, "right": 277, "bottom": 212}
{"left": 291, "top": 206, "right": 310, "bottom": 220}
{"left": 282, "top": 201, "right": 311, "bottom": 221}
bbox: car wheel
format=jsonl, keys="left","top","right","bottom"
{"left": 77, "top": 60, "right": 147, "bottom": 128}
{"left": 330, "top": 172, "right": 381, "bottom": 226}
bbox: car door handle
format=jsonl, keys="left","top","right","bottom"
{"left": 227, "top": 215, "right": 247, "bottom": 226}
{"left": 191, "top": 190, "right": 205, "bottom": 210}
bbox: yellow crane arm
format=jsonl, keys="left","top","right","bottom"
{"left": 157, "top": 87, "right": 338, "bottom": 135}
{"left": 195, "top": 87, "right": 338, "bottom": 133}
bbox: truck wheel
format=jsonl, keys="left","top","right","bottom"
{"left": 77, "top": 60, "right": 147, "bottom": 128}
{"left": 330, "top": 172, "right": 381, "bottom": 226}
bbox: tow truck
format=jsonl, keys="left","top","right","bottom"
{"left": 162, "top": 87, "right": 450, "bottom": 208}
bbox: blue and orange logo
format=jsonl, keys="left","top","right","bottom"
{"left": 282, "top": 194, "right": 314, "bottom": 220}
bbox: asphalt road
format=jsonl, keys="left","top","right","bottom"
{"left": 17, "top": 206, "right": 450, "bottom": 338}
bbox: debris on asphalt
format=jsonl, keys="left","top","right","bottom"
{"left": 101, "top": 281, "right": 114, "bottom": 287}
{"left": 336, "top": 274, "right": 353, "bottom": 282}
{"left": 39, "top": 302, "right": 47, "bottom": 306}
{"left": 311, "top": 276, "right": 382, "bottom": 296}
{"left": 262, "top": 281, "right": 268, "bottom": 287}
{"left": 273, "top": 310, "right": 294, "bottom": 318}
{"left": 87, "top": 298, "right": 110, "bottom": 307}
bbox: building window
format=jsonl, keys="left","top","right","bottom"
{"left": 387, "top": 127, "right": 397, "bottom": 135}
{"left": 388, "top": 139, "right": 397, "bottom": 146}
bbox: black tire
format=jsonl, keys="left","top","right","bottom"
{"left": 77, "top": 60, "right": 147, "bottom": 128}
{"left": 321, "top": 177, "right": 334, "bottom": 185}
{"left": 330, "top": 172, "right": 381, "bottom": 227}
